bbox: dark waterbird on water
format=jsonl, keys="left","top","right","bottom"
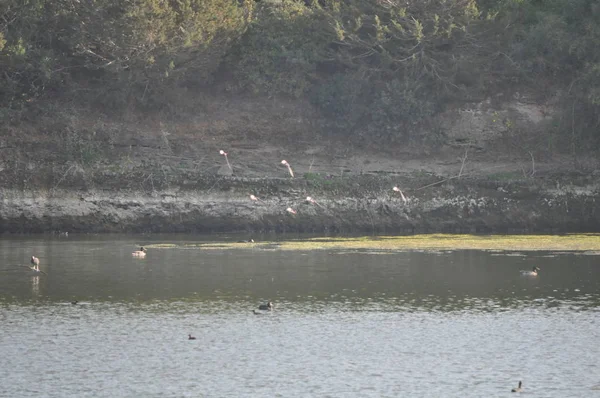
{"left": 188, "top": 334, "right": 196, "bottom": 340}
{"left": 258, "top": 301, "right": 273, "bottom": 311}
{"left": 511, "top": 381, "right": 523, "bottom": 392}
{"left": 71, "top": 301, "right": 79, "bottom": 305}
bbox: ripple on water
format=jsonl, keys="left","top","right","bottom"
{"left": 1, "top": 236, "right": 600, "bottom": 397}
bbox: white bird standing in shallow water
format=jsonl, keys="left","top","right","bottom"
{"left": 521, "top": 266, "right": 540, "bottom": 276}
{"left": 21, "top": 256, "right": 47, "bottom": 275}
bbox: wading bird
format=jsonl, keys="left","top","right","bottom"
{"left": 286, "top": 207, "right": 297, "bottom": 215}
{"left": 393, "top": 186, "right": 408, "bottom": 203}
{"left": 281, "top": 160, "right": 294, "bottom": 178}
{"left": 306, "top": 196, "right": 324, "bottom": 208}
{"left": 219, "top": 150, "right": 232, "bottom": 172}
{"left": 249, "top": 194, "right": 264, "bottom": 203}
{"left": 21, "top": 256, "right": 46, "bottom": 275}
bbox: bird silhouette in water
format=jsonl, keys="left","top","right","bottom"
{"left": 511, "top": 381, "right": 523, "bottom": 393}
{"left": 188, "top": 334, "right": 196, "bottom": 340}
{"left": 71, "top": 301, "right": 79, "bottom": 305}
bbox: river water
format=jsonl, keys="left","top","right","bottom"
{"left": 1, "top": 234, "right": 599, "bottom": 397}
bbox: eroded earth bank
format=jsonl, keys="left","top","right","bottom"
{"left": 1, "top": 95, "right": 599, "bottom": 234}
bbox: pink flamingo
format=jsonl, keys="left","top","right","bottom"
{"left": 219, "top": 150, "right": 232, "bottom": 172}
{"left": 306, "top": 196, "right": 324, "bottom": 208}
{"left": 249, "top": 194, "right": 264, "bottom": 203}
{"left": 281, "top": 160, "right": 294, "bottom": 178}
{"left": 393, "top": 186, "right": 408, "bottom": 203}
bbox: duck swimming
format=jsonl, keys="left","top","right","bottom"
{"left": 511, "top": 381, "right": 523, "bottom": 392}
{"left": 237, "top": 239, "right": 255, "bottom": 243}
{"left": 521, "top": 266, "right": 540, "bottom": 276}
{"left": 132, "top": 247, "right": 147, "bottom": 257}
{"left": 188, "top": 334, "right": 196, "bottom": 340}
{"left": 258, "top": 301, "right": 273, "bottom": 311}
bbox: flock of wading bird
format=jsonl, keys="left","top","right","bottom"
{"left": 20, "top": 151, "right": 540, "bottom": 391}
{"left": 220, "top": 150, "right": 411, "bottom": 216}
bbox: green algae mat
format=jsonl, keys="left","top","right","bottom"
{"left": 145, "top": 234, "right": 600, "bottom": 252}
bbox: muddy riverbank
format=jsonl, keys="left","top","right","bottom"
{"left": 1, "top": 170, "right": 598, "bottom": 234}
{"left": 2, "top": 93, "right": 599, "bottom": 234}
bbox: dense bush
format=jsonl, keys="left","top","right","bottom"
{"left": 0, "top": 0, "right": 247, "bottom": 113}
{"left": 1, "top": 0, "right": 599, "bottom": 149}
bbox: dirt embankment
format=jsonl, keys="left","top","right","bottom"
{"left": 1, "top": 171, "right": 599, "bottom": 234}
{"left": 1, "top": 93, "right": 599, "bottom": 234}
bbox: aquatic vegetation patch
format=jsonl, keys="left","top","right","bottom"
{"left": 144, "top": 234, "right": 600, "bottom": 252}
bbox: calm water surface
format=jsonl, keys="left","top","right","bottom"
{"left": 1, "top": 234, "right": 599, "bottom": 397}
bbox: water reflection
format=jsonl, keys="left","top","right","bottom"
{"left": 30, "top": 275, "right": 40, "bottom": 297}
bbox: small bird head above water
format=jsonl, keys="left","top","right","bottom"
{"left": 188, "top": 334, "right": 196, "bottom": 340}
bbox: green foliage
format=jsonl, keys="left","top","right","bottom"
{"left": 0, "top": 0, "right": 247, "bottom": 112}
{"left": 309, "top": 72, "right": 368, "bottom": 130}
{"left": 367, "top": 80, "right": 434, "bottom": 142}
{"left": 1, "top": 0, "right": 600, "bottom": 151}
{"left": 230, "top": 1, "right": 333, "bottom": 97}
{"left": 489, "top": 0, "right": 600, "bottom": 149}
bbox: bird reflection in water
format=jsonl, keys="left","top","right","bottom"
{"left": 31, "top": 275, "right": 40, "bottom": 296}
